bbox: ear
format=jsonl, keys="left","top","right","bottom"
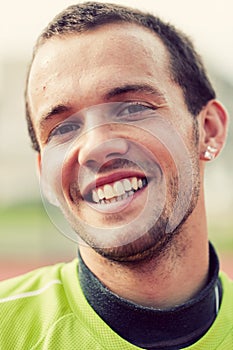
{"left": 199, "top": 100, "right": 228, "bottom": 161}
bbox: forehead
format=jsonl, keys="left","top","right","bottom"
{"left": 28, "top": 23, "right": 171, "bottom": 121}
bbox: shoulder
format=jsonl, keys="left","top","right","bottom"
{"left": 216, "top": 272, "right": 233, "bottom": 347}
{"left": 0, "top": 259, "right": 80, "bottom": 307}
{"left": 0, "top": 262, "right": 64, "bottom": 295}
{"left": 0, "top": 260, "right": 78, "bottom": 349}
{"left": 219, "top": 271, "right": 233, "bottom": 294}
{"left": 219, "top": 272, "right": 233, "bottom": 324}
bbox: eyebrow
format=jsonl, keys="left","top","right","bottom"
{"left": 39, "top": 104, "right": 73, "bottom": 130}
{"left": 105, "top": 83, "right": 166, "bottom": 100}
{"left": 39, "top": 83, "right": 166, "bottom": 129}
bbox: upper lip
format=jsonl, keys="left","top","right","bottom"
{"left": 81, "top": 170, "right": 147, "bottom": 199}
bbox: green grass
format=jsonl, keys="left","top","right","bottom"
{"left": 0, "top": 202, "right": 75, "bottom": 259}
{"left": 1, "top": 202, "right": 44, "bottom": 226}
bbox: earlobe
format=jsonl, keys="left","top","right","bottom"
{"left": 199, "top": 100, "right": 228, "bottom": 161}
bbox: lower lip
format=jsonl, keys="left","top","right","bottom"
{"left": 86, "top": 185, "right": 147, "bottom": 214}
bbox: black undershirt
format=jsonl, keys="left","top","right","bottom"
{"left": 78, "top": 243, "right": 222, "bottom": 349}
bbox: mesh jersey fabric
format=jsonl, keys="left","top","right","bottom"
{"left": 0, "top": 259, "right": 232, "bottom": 350}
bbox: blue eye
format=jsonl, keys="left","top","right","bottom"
{"left": 48, "top": 122, "right": 80, "bottom": 142}
{"left": 117, "top": 103, "right": 154, "bottom": 119}
{"left": 124, "top": 104, "right": 150, "bottom": 114}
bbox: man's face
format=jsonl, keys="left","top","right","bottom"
{"left": 28, "top": 23, "right": 200, "bottom": 261}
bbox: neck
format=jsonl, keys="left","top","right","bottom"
{"left": 80, "top": 237, "right": 209, "bottom": 309}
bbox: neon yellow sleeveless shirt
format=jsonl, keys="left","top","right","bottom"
{"left": 0, "top": 260, "right": 232, "bottom": 349}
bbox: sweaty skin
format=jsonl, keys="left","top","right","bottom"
{"left": 28, "top": 23, "right": 227, "bottom": 308}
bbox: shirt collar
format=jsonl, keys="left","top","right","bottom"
{"left": 78, "top": 242, "right": 221, "bottom": 349}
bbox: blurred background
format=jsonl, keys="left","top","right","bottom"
{"left": 0, "top": 0, "right": 232, "bottom": 280}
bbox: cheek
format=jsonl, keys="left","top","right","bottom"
{"left": 61, "top": 155, "right": 79, "bottom": 193}
{"left": 40, "top": 143, "right": 77, "bottom": 204}
{"left": 119, "top": 122, "right": 179, "bottom": 174}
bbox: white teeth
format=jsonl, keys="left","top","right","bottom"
{"left": 113, "top": 181, "right": 125, "bottom": 196}
{"left": 92, "top": 190, "right": 99, "bottom": 203}
{"left": 123, "top": 179, "right": 132, "bottom": 191}
{"left": 138, "top": 179, "right": 143, "bottom": 189}
{"left": 97, "top": 188, "right": 105, "bottom": 200}
{"left": 90, "top": 176, "right": 147, "bottom": 204}
{"left": 131, "top": 177, "right": 138, "bottom": 190}
{"left": 122, "top": 193, "right": 128, "bottom": 200}
{"left": 104, "top": 184, "right": 115, "bottom": 199}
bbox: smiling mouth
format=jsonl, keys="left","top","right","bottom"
{"left": 84, "top": 176, "right": 148, "bottom": 204}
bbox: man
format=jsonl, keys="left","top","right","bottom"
{"left": 0, "top": 2, "right": 231, "bottom": 349}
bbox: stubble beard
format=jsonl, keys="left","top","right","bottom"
{"left": 93, "top": 175, "right": 200, "bottom": 264}
{"left": 61, "top": 165, "right": 200, "bottom": 265}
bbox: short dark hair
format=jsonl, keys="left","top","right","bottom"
{"left": 25, "top": 1, "right": 216, "bottom": 152}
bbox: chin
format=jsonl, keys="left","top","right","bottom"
{"left": 61, "top": 169, "right": 200, "bottom": 263}
{"left": 80, "top": 196, "right": 198, "bottom": 265}
{"left": 80, "top": 214, "right": 172, "bottom": 263}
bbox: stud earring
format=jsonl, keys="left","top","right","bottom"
{"left": 204, "top": 146, "right": 218, "bottom": 160}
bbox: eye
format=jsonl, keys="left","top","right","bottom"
{"left": 48, "top": 122, "right": 81, "bottom": 142}
{"left": 117, "top": 102, "right": 155, "bottom": 120}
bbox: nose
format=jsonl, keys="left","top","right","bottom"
{"left": 77, "top": 126, "right": 129, "bottom": 167}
